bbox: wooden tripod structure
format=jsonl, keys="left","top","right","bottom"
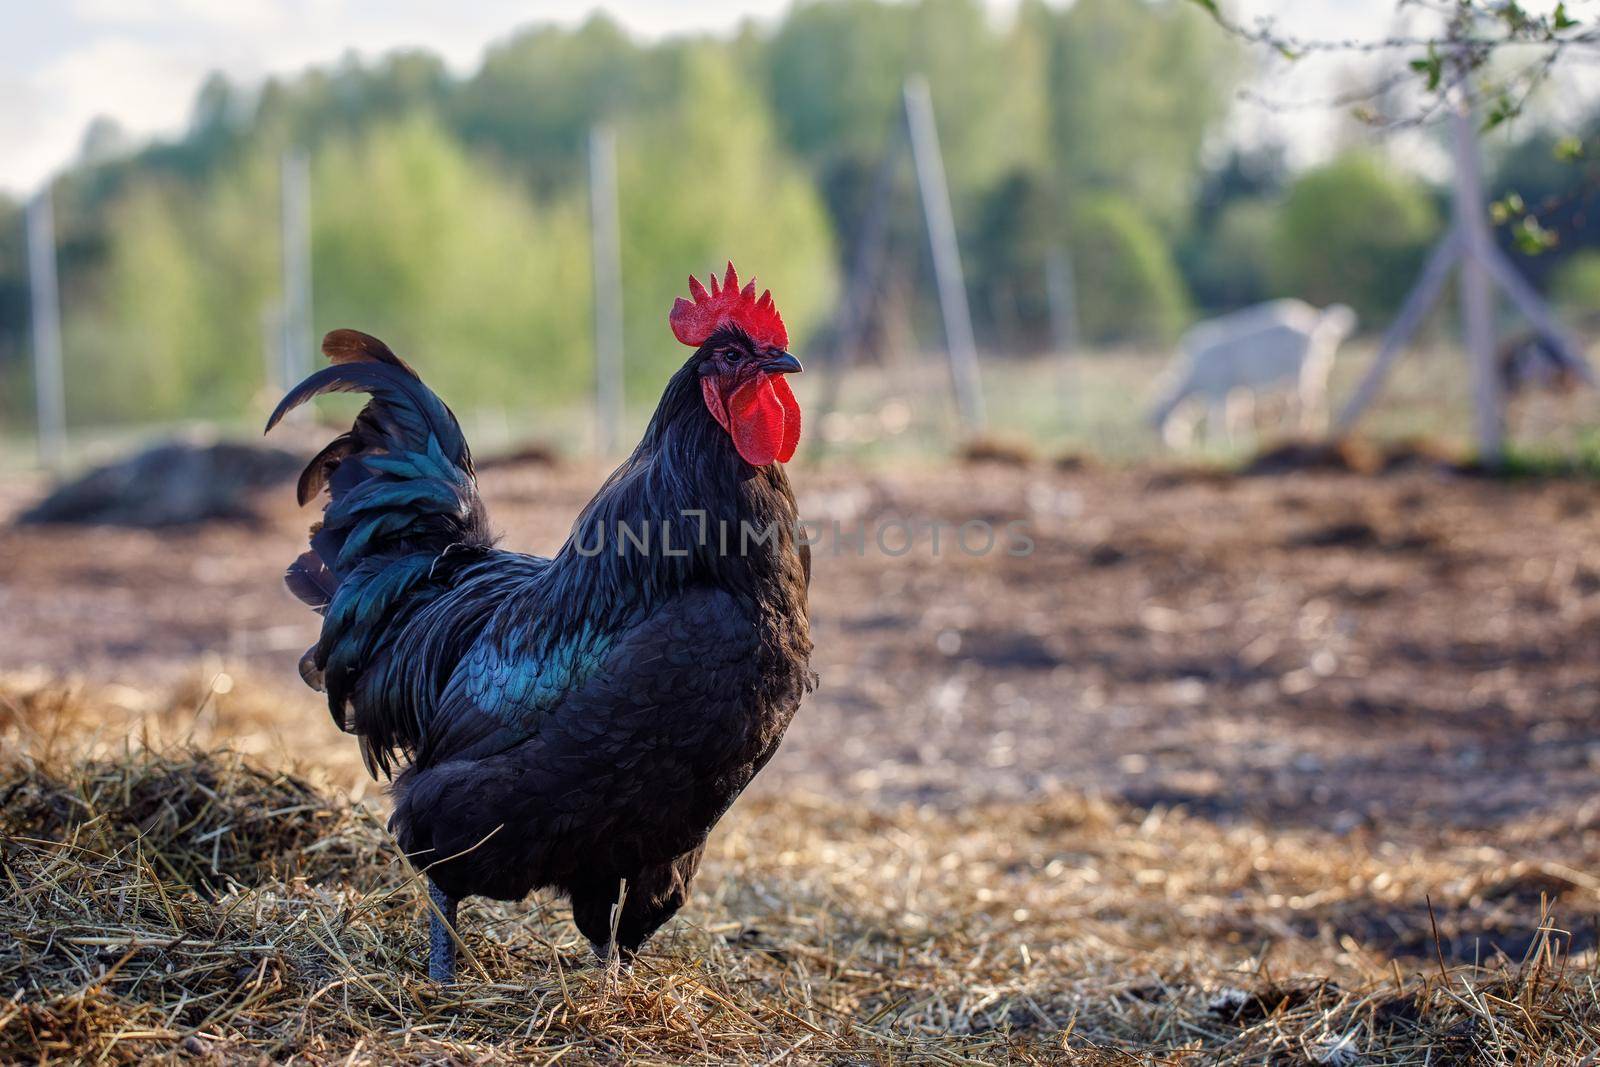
{"left": 1335, "top": 67, "right": 1594, "bottom": 460}
{"left": 812, "top": 77, "right": 988, "bottom": 440}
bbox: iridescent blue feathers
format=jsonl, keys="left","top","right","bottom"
{"left": 267, "top": 330, "right": 496, "bottom": 773}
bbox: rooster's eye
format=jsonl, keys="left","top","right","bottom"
{"left": 721, "top": 347, "right": 743, "bottom": 364}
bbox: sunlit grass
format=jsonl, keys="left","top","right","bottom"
{"left": 4, "top": 341, "right": 1598, "bottom": 477}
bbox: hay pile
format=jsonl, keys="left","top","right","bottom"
{"left": 2, "top": 685, "right": 1598, "bottom": 1063}
{"left": 18, "top": 438, "right": 303, "bottom": 528}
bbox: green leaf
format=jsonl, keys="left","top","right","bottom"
{"left": 1498, "top": 2, "right": 1530, "bottom": 33}
{"left": 1554, "top": 3, "right": 1578, "bottom": 30}
{"left": 1490, "top": 192, "right": 1525, "bottom": 225}
{"left": 1555, "top": 136, "right": 1585, "bottom": 162}
{"left": 1513, "top": 216, "right": 1558, "bottom": 255}
{"left": 1482, "top": 93, "right": 1519, "bottom": 131}
{"left": 1410, "top": 46, "right": 1443, "bottom": 92}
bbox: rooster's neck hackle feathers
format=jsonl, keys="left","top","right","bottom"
{"left": 546, "top": 357, "right": 806, "bottom": 635}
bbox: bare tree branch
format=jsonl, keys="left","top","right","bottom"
{"left": 1189, "top": 0, "right": 1600, "bottom": 129}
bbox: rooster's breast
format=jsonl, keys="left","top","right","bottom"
{"left": 390, "top": 585, "right": 807, "bottom": 901}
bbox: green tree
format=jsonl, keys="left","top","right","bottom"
{"left": 1273, "top": 154, "right": 1441, "bottom": 322}
{"left": 617, "top": 47, "right": 836, "bottom": 394}
{"left": 1045, "top": 0, "right": 1238, "bottom": 228}
{"left": 1182, "top": 199, "right": 1279, "bottom": 312}
{"left": 908, "top": 0, "right": 1049, "bottom": 209}
{"left": 312, "top": 117, "right": 593, "bottom": 412}
{"left": 450, "top": 15, "right": 660, "bottom": 193}
{"left": 969, "top": 169, "right": 1064, "bottom": 351}
{"left": 764, "top": 0, "right": 1048, "bottom": 226}
{"left": 1549, "top": 249, "right": 1600, "bottom": 316}
{"left": 0, "top": 0, "right": 1261, "bottom": 428}
{"left": 0, "top": 198, "right": 27, "bottom": 424}
{"left": 254, "top": 51, "right": 453, "bottom": 159}
{"left": 764, "top": 0, "right": 913, "bottom": 173}
{"left": 1070, "top": 194, "right": 1189, "bottom": 346}
{"left": 67, "top": 152, "right": 278, "bottom": 424}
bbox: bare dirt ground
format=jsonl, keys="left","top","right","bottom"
{"left": 3, "top": 453, "right": 1597, "bottom": 836}
{"left": 3, "top": 453, "right": 1599, "bottom": 1062}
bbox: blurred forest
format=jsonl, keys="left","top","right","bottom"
{"left": 3, "top": 0, "right": 1600, "bottom": 432}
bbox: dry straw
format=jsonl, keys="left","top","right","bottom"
{"left": 2, "top": 679, "right": 1597, "bottom": 1064}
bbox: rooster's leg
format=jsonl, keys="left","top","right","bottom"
{"left": 428, "top": 881, "right": 458, "bottom": 983}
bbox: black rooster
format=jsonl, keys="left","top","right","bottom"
{"left": 267, "top": 264, "right": 813, "bottom": 981}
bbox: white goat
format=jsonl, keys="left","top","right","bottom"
{"left": 1149, "top": 300, "right": 1358, "bottom": 447}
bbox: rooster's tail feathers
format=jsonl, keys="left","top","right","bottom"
{"left": 267, "top": 330, "right": 492, "bottom": 721}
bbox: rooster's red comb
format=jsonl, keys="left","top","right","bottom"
{"left": 670, "top": 262, "right": 788, "bottom": 351}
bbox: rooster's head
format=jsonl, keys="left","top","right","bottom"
{"left": 670, "top": 263, "right": 801, "bottom": 467}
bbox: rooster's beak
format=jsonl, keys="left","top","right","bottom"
{"left": 762, "top": 352, "right": 802, "bottom": 375}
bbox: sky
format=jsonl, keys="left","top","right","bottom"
{"left": 0, "top": 0, "right": 1469, "bottom": 197}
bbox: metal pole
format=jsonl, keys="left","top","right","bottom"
{"left": 1045, "top": 247, "right": 1079, "bottom": 356}
{"left": 1451, "top": 96, "right": 1503, "bottom": 462}
{"left": 281, "top": 149, "right": 313, "bottom": 393}
{"left": 1334, "top": 230, "right": 1461, "bottom": 433}
{"left": 1045, "top": 246, "right": 1079, "bottom": 420}
{"left": 816, "top": 141, "right": 900, "bottom": 439}
{"left": 903, "top": 76, "right": 985, "bottom": 430}
{"left": 1477, "top": 230, "right": 1596, "bottom": 387}
{"left": 589, "top": 125, "right": 625, "bottom": 457}
{"left": 26, "top": 183, "right": 66, "bottom": 468}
